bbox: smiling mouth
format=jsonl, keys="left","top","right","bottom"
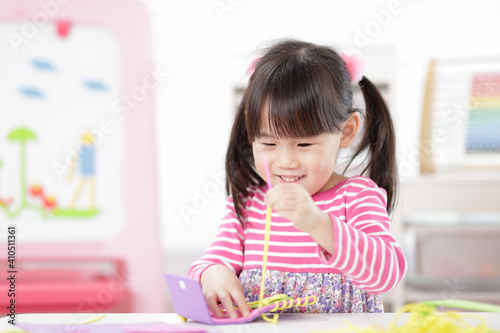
{"left": 278, "top": 175, "right": 305, "bottom": 183}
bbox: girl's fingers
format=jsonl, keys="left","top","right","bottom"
{"left": 218, "top": 293, "right": 238, "bottom": 319}
{"left": 267, "top": 184, "right": 305, "bottom": 204}
{"left": 231, "top": 290, "right": 251, "bottom": 317}
{"left": 205, "top": 294, "right": 221, "bottom": 318}
{"left": 273, "top": 199, "right": 298, "bottom": 212}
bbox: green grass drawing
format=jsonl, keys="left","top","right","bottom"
{"left": 0, "top": 127, "right": 99, "bottom": 219}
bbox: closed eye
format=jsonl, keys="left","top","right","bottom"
{"left": 297, "top": 143, "right": 312, "bottom": 147}
{"left": 262, "top": 143, "right": 276, "bottom": 147}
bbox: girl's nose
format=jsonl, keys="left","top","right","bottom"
{"left": 275, "top": 147, "right": 299, "bottom": 169}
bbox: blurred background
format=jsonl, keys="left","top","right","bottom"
{"left": 0, "top": 0, "right": 499, "bottom": 314}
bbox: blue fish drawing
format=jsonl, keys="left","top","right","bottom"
{"left": 31, "top": 59, "right": 56, "bottom": 72}
{"left": 19, "top": 87, "right": 45, "bottom": 98}
{"left": 83, "top": 80, "right": 107, "bottom": 91}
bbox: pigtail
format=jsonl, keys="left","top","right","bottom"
{"left": 350, "top": 76, "right": 398, "bottom": 214}
{"left": 225, "top": 100, "right": 263, "bottom": 224}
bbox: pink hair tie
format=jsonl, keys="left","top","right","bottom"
{"left": 247, "top": 56, "right": 262, "bottom": 76}
{"left": 341, "top": 52, "right": 365, "bottom": 84}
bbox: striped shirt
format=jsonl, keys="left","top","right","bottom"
{"left": 188, "top": 176, "right": 407, "bottom": 294}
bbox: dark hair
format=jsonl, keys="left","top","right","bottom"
{"left": 225, "top": 39, "right": 398, "bottom": 223}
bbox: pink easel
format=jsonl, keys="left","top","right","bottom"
{"left": 0, "top": 0, "right": 164, "bottom": 312}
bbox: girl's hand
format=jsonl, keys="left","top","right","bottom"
{"left": 265, "top": 183, "right": 326, "bottom": 234}
{"left": 200, "top": 265, "right": 251, "bottom": 319}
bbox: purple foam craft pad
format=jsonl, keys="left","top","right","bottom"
{"left": 16, "top": 322, "right": 208, "bottom": 333}
{"left": 164, "top": 274, "right": 280, "bottom": 325}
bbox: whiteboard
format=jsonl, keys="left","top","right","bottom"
{"left": 0, "top": 23, "right": 124, "bottom": 241}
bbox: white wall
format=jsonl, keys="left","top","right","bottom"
{"left": 142, "top": 0, "right": 500, "bottom": 281}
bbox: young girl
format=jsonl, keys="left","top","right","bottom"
{"left": 187, "top": 39, "right": 407, "bottom": 317}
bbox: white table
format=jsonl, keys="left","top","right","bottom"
{"left": 1, "top": 312, "right": 500, "bottom": 332}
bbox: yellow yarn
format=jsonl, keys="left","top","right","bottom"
{"left": 248, "top": 294, "right": 317, "bottom": 312}
{"left": 256, "top": 201, "right": 318, "bottom": 324}
{"left": 0, "top": 315, "right": 106, "bottom": 333}
{"left": 308, "top": 302, "right": 500, "bottom": 333}
{"left": 269, "top": 295, "right": 318, "bottom": 312}
{"left": 248, "top": 294, "right": 290, "bottom": 308}
{"left": 76, "top": 314, "right": 106, "bottom": 325}
{"left": 258, "top": 204, "right": 279, "bottom": 324}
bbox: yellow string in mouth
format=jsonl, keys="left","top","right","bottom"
{"left": 256, "top": 153, "right": 318, "bottom": 324}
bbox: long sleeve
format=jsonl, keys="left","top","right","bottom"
{"left": 187, "top": 196, "right": 246, "bottom": 281}
{"left": 317, "top": 180, "right": 407, "bottom": 294}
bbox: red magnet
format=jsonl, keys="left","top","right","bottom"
{"left": 56, "top": 20, "right": 72, "bottom": 38}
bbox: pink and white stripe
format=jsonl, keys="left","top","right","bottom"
{"left": 188, "top": 176, "right": 407, "bottom": 294}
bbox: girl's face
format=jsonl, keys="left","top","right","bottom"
{"left": 252, "top": 116, "right": 344, "bottom": 196}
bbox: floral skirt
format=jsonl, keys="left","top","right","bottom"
{"left": 239, "top": 268, "right": 384, "bottom": 313}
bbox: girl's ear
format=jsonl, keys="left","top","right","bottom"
{"left": 340, "top": 113, "right": 360, "bottom": 148}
